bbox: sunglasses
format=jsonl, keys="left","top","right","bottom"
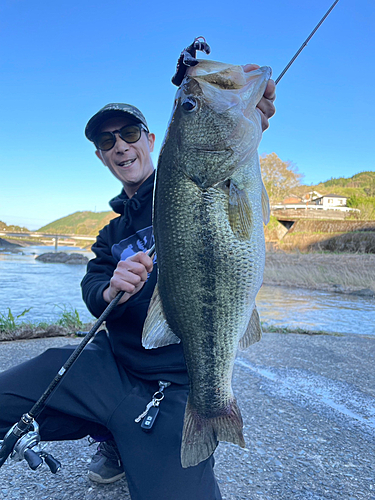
{"left": 94, "top": 123, "right": 148, "bottom": 151}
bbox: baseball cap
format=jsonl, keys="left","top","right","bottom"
{"left": 85, "top": 103, "right": 149, "bottom": 142}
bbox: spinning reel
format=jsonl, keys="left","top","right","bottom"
{"left": 1, "top": 421, "right": 60, "bottom": 473}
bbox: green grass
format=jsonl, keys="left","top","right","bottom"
{"left": 0, "top": 307, "right": 32, "bottom": 331}
{"left": 0, "top": 306, "right": 93, "bottom": 341}
{"left": 55, "top": 306, "right": 84, "bottom": 330}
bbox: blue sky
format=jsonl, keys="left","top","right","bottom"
{"left": 0, "top": 0, "right": 373, "bottom": 230}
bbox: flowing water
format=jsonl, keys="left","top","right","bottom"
{"left": 257, "top": 285, "right": 375, "bottom": 336}
{"left": 0, "top": 246, "right": 95, "bottom": 324}
{"left": 0, "top": 246, "right": 374, "bottom": 335}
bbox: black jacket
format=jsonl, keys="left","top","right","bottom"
{"left": 81, "top": 172, "right": 188, "bottom": 384}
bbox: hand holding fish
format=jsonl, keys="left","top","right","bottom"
{"left": 243, "top": 63, "right": 276, "bottom": 131}
{"left": 103, "top": 252, "right": 153, "bottom": 305}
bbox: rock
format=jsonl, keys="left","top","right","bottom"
{"left": 65, "top": 254, "right": 89, "bottom": 265}
{"left": 36, "top": 252, "right": 69, "bottom": 263}
{"left": 35, "top": 252, "right": 88, "bottom": 265}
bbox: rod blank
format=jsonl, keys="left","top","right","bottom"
{"left": 275, "top": 0, "right": 340, "bottom": 85}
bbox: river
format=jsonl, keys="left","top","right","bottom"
{"left": 0, "top": 246, "right": 374, "bottom": 336}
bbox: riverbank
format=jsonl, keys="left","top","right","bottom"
{"left": 0, "top": 237, "right": 45, "bottom": 249}
{"left": 0, "top": 237, "right": 24, "bottom": 251}
{"left": 264, "top": 250, "right": 375, "bottom": 296}
{"left": 0, "top": 308, "right": 94, "bottom": 342}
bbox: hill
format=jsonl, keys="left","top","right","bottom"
{"left": 0, "top": 220, "right": 30, "bottom": 232}
{"left": 38, "top": 211, "right": 118, "bottom": 235}
{"left": 292, "top": 171, "right": 375, "bottom": 198}
{"left": 311, "top": 170, "right": 375, "bottom": 198}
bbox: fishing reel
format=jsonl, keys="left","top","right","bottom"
{"left": 1, "top": 421, "right": 61, "bottom": 473}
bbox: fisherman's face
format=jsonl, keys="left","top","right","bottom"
{"left": 95, "top": 117, "right": 155, "bottom": 198}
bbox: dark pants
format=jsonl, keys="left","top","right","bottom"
{"left": 0, "top": 331, "right": 222, "bottom": 500}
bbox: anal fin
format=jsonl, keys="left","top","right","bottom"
{"left": 239, "top": 306, "right": 263, "bottom": 350}
{"left": 262, "top": 181, "right": 270, "bottom": 225}
{"left": 142, "top": 284, "right": 181, "bottom": 349}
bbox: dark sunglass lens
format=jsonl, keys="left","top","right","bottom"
{"left": 120, "top": 125, "right": 141, "bottom": 143}
{"left": 96, "top": 133, "right": 115, "bottom": 151}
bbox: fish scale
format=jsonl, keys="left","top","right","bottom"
{"left": 142, "top": 60, "right": 271, "bottom": 467}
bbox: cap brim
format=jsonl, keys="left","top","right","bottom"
{"left": 85, "top": 110, "right": 145, "bottom": 142}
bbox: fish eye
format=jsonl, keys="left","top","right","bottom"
{"left": 182, "top": 97, "right": 197, "bottom": 112}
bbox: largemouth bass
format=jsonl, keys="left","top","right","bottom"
{"left": 142, "top": 60, "right": 271, "bottom": 468}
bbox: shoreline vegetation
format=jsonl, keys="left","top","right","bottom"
{"left": 264, "top": 250, "right": 375, "bottom": 297}
{"left": 0, "top": 307, "right": 94, "bottom": 343}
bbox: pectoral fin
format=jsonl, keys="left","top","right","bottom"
{"left": 262, "top": 182, "right": 270, "bottom": 225}
{"left": 238, "top": 306, "right": 263, "bottom": 350}
{"left": 142, "top": 284, "right": 181, "bottom": 349}
{"left": 228, "top": 180, "right": 252, "bottom": 241}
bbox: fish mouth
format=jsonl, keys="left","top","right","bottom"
{"left": 118, "top": 158, "right": 137, "bottom": 168}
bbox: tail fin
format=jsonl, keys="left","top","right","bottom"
{"left": 181, "top": 398, "right": 245, "bottom": 468}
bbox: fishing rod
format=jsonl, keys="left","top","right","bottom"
{"left": 275, "top": 0, "right": 340, "bottom": 85}
{"left": 0, "top": 244, "right": 155, "bottom": 472}
{"left": 0, "top": 0, "right": 341, "bottom": 472}
{"left": 171, "top": 1, "right": 340, "bottom": 87}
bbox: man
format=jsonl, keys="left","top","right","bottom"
{"left": 82, "top": 62, "right": 275, "bottom": 494}
{"left": 0, "top": 64, "right": 275, "bottom": 500}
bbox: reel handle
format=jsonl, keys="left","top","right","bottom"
{"left": 43, "top": 453, "right": 61, "bottom": 474}
{"left": 24, "top": 448, "right": 43, "bottom": 470}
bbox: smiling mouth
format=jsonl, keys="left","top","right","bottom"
{"left": 118, "top": 158, "right": 137, "bottom": 168}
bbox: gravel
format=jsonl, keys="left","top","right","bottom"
{"left": 0, "top": 332, "right": 374, "bottom": 499}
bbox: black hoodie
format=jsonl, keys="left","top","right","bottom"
{"left": 81, "top": 172, "right": 188, "bottom": 384}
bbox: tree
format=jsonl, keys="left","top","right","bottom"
{"left": 347, "top": 194, "right": 375, "bottom": 220}
{"left": 260, "top": 153, "right": 303, "bottom": 202}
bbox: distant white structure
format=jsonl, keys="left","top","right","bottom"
{"left": 272, "top": 192, "right": 358, "bottom": 213}
{"left": 313, "top": 193, "right": 347, "bottom": 208}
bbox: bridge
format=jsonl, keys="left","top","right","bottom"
{"left": 271, "top": 207, "right": 354, "bottom": 230}
{"left": 0, "top": 231, "right": 96, "bottom": 250}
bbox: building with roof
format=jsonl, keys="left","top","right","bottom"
{"left": 313, "top": 194, "right": 348, "bottom": 209}
{"left": 272, "top": 192, "right": 358, "bottom": 214}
